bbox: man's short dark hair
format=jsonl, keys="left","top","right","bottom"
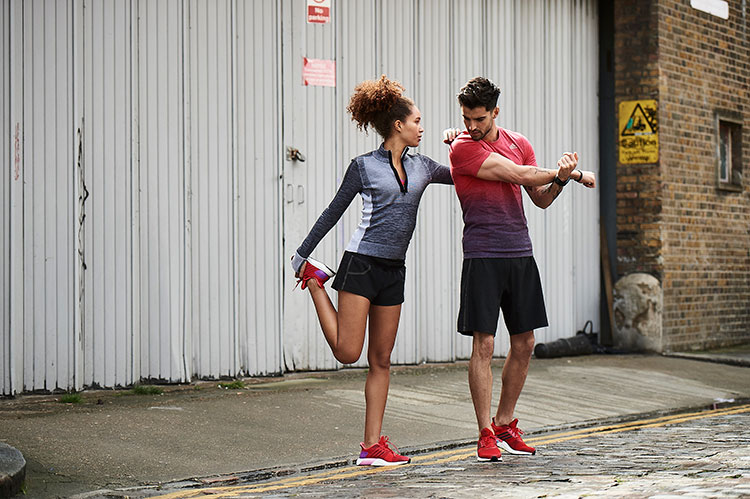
{"left": 457, "top": 77, "right": 501, "bottom": 111}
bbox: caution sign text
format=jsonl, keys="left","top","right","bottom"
{"left": 619, "top": 100, "right": 658, "bottom": 164}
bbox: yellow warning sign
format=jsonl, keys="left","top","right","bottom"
{"left": 619, "top": 100, "right": 658, "bottom": 164}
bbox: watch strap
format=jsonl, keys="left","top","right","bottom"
{"left": 553, "top": 175, "right": 570, "bottom": 187}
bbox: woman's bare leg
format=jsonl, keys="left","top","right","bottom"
{"left": 308, "top": 284, "right": 370, "bottom": 365}
{"left": 362, "top": 303, "right": 401, "bottom": 447}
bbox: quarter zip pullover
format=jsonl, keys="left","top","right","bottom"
{"left": 292, "top": 144, "right": 453, "bottom": 271}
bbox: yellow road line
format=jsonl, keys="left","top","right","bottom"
{"left": 151, "top": 404, "right": 750, "bottom": 498}
{"left": 413, "top": 404, "right": 750, "bottom": 466}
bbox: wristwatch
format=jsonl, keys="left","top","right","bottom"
{"left": 553, "top": 175, "right": 570, "bottom": 187}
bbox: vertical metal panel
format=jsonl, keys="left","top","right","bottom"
{"left": 1, "top": 0, "right": 10, "bottom": 394}
{"left": 450, "top": 0, "right": 487, "bottom": 93}
{"left": 8, "top": 0, "right": 25, "bottom": 396}
{"left": 17, "top": 0, "right": 76, "bottom": 391}
{"left": 235, "top": 0, "right": 282, "bottom": 375}
{"left": 507, "top": 0, "right": 550, "bottom": 355}
{"left": 187, "top": 0, "right": 237, "bottom": 378}
{"left": 486, "top": 0, "right": 599, "bottom": 354}
{"left": 81, "top": 0, "right": 133, "bottom": 387}
{"left": 534, "top": 0, "right": 576, "bottom": 349}
{"left": 72, "top": 0, "right": 83, "bottom": 393}
{"left": 136, "top": 0, "right": 188, "bottom": 382}
{"left": 376, "top": 0, "right": 420, "bottom": 365}
{"left": 281, "top": 0, "right": 338, "bottom": 371}
{"left": 450, "top": 0, "right": 488, "bottom": 361}
{"left": 572, "top": 0, "right": 601, "bottom": 331}
{"left": 412, "top": 0, "right": 462, "bottom": 363}
{"left": 331, "top": 0, "right": 377, "bottom": 370}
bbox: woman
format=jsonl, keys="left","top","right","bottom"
{"left": 290, "top": 75, "right": 452, "bottom": 466}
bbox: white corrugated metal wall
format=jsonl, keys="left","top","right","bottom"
{"left": 412, "top": 0, "right": 461, "bottom": 363}
{"left": 188, "top": 0, "right": 238, "bottom": 379}
{"left": 81, "top": 0, "right": 133, "bottom": 388}
{"left": 445, "top": 0, "right": 601, "bottom": 357}
{"left": 1, "top": 1, "right": 11, "bottom": 392}
{"left": 135, "top": 0, "right": 188, "bottom": 383}
{"left": 235, "top": 0, "right": 283, "bottom": 376}
{"left": 5, "top": 1, "right": 78, "bottom": 392}
{"left": 282, "top": 0, "right": 340, "bottom": 371}
{"left": 1, "top": 0, "right": 599, "bottom": 395}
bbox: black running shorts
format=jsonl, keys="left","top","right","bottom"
{"left": 457, "top": 256, "right": 548, "bottom": 336}
{"left": 332, "top": 251, "right": 406, "bottom": 306}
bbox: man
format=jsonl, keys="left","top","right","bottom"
{"left": 447, "top": 77, "right": 596, "bottom": 462}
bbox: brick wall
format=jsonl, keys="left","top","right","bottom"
{"left": 614, "top": 0, "right": 662, "bottom": 277}
{"left": 614, "top": 0, "right": 750, "bottom": 351}
{"left": 658, "top": 0, "right": 750, "bottom": 350}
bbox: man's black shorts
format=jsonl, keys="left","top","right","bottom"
{"left": 457, "top": 256, "right": 548, "bottom": 336}
{"left": 332, "top": 251, "right": 406, "bottom": 306}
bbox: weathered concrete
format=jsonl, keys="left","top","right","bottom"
{"left": 613, "top": 273, "right": 663, "bottom": 352}
{"left": 0, "top": 353, "right": 748, "bottom": 498}
{"left": 0, "top": 442, "right": 26, "bottom": 498}
{"left": 181, "top": 408, "right": 747, "bottom": 499}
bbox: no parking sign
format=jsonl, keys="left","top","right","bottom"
{"left": 307, "top": 0, "right": 331, "bottom": 24}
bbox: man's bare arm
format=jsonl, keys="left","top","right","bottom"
{"left": 524, "top": 153, "right": 596, "bottom": 209}
{"left": 476, "top": 153, "right": 559, "bottom": 185}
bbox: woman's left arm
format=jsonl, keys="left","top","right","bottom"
{"left": 423, "top": 156, "right": 454, "bottom": 185}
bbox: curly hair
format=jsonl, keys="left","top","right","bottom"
{"left": 457, "top": 77, "right": 501, "bottom": 111}
{"left": 347, "top": 75, "right": 414, "bottom": 139}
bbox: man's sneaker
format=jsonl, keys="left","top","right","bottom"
{"left": 296, "top": 257, "right": 335, "bottom": 290}
{"left": 492, "top": 418, "right": 536, "bottom": 455}
{"left": 476, "top": 427, "right": 502, "bottom": 462}
{"left": 356, "top": 436, "right": 410, "bottom": 466}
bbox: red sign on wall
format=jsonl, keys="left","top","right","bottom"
{"left": 302, "top": 58, "right": 336, "bottom": 87}
{"left": 307, "top": 0, "right": 331, "bottom": 24}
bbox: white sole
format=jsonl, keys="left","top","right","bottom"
{"left": 498, "top": 440, "right": 534, "bottom": 455}
{"left": 476, "top": 454, "right": 502, "bottom": 462}
{"left": 356, "top": 458, "right": 410, "bottom": 466}
{"left": 306, "top": 257, "right": 335, "bottom": 276}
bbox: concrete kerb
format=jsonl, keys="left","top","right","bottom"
{"left": 0, "top": 442, "right": 26, "bottom": 498}
{"left": 78, "top": 398, "right": 750, "bottom": 498}
{"left": 664, "top": 352, "right": 750, "bottom": 368}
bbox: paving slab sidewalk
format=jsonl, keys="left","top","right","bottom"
{"left": 1, "top": 353, "right": 748, "bottom": 498}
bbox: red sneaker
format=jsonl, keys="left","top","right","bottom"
{"left": 476, "top": 427, "right": 502, "bottom": 462}
{"left": 296, "top": 257, "right": 335, "bottom": 290}
{"left": 492, "top": 418, "right": 536, "bottom": 455}
{"left": 356, "top": 436, "right": 410, "bottom": 466}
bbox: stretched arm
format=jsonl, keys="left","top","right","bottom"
{"left": 443, "top": 127, "right": 558, "bottom": 185}
{"left": 421, "top": 154, "right": 453, "bottom": 185}
{"left": 524, "top": 153, "right": 596, "bottom": 209}
{"left": 291, "top": 161, "right": 361, "bottom": 272}
{"left": 442, "top": 129, "right": 595, "bottom": 208}
{"left": 477, "top": 153, "right": 559, "bottom": 185}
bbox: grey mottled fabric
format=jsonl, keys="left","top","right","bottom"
{"left": 292, "top": 144, "right": 453, "bottom": 272}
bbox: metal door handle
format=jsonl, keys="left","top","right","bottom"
{"left": 286, "top": 147, "right": 306, "bottom": 162}
{"left": 286, "top": 184, "right": 294, "bottom": 203}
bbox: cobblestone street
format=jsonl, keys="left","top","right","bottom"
{"left": 148, "top": 405, "right": 750, "bottom": 498}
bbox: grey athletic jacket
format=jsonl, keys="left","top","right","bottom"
{"left": 292, "top": 144, "right": 453, "bottom": 272}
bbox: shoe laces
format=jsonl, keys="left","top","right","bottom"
{"left": 294, "top": 275, "right": 319, "bottom": 291}
{"left": 378, "top": 436, "right": 399, "bottom": 454}
{"left": 479, "top": 433, "right": 498, "bottom": 448}
{"left": 508, "top": 421, "right": 524, "bottom": 438}
{"left": 376, "top": 436, "right": 401, "bottom": 458}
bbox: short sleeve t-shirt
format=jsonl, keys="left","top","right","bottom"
{"left": 449, "top": 128, "right": 536, "bottom": 258}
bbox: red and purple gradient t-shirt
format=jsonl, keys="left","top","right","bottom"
{"left": 449, "top": 128, "right": 535, "bottom": 258}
